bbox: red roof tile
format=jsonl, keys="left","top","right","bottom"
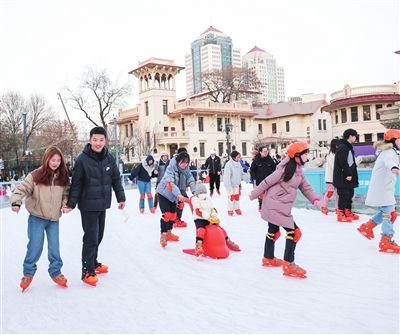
{"left": 246, "top": 46, "right": 266, "bottom": 54}
{"left": 201, "top": 26, "right": 223, "bottom": 35}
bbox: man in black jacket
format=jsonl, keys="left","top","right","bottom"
{"left": 204, "top": 150, "right": 222, "bottom": 196}
{"left": 65, "top": 127, "right": 126, "bottom": 286}
{"left": 250, "top": 146, "right": 276, "bottom": 210}
{"left": 333, "top": 128, "right": 359, "bottom": 222}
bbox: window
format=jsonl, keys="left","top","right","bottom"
{"left": 217, "top": 118, "right": 223, "bottom": 131}
{"left": 125, "top": 148, "right": 130, "bottom": 161}
{"left": 364, "top": 133, "right": 372, "bottom": 143}
{"left": 334, "top": 110, "right": 338, "bottom": 124}
{"left": 198, "top": 117, "right": 204, "bottom": 132}
{"left": 286, "top": 121, "right": 290, "bottom": 132}
{"left": 200, "top": 142, "right": 205, "bottom": 157}
{"left": 162, "top": 100, "right": 168, "bottom": 115}
{"left": 241, "top": 142, "right": 247, "bottom": 156}
{"left": 272, "top": 123, "right": 277, "bottom": 134}
{"left": 341, "top": 108, "right": 347, "bottom": 123}
{"left": 131, "top": 148, "right": 135, "bottom": 159}
{"left": 377, "top": 132, "right": 384, "bottom": 141}
{"left": 145, "top": 132, "right": 150, "bottom": 147}
{"left": 323, "top": 119, "right": 327, "bottom": 130}
{"left": 181, "top": 118, "right": 185, "bottom": 131}
{"left": 363, "top": 105, "right": 371, "bottom": 121}
{"left": 145, "top": 101, "right": 149, "bottom": 116}
{"left": 125, "top": 125, "right": 129, "bottom": 137}
{"left": 318, "top": 119, "right": 322, "bottom": 130}
{"left": 375, "top": 104, "right": 382, "bottom": 120}
{"left": 130, "top": 124, "right": 133, "bottom": 136}
{"left": 218, "top": 142, "right": 224, "bottom": 156}
{"left": 258, "top": 124, "right": 263, "bottom": 134}
{"left": 240, "top": 118, "right": 246, "bottom": 132}
{"left": 351, "top": 106, "right": 358, "bottom": 122}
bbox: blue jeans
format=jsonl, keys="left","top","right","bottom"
{"left": 23, "top": 215, "right": 63, "bottom": 278}
{"left": 371, "top": 205, "right": 396, "bottom": 236}
{"left": 137, "top": 180, "right": 154, "bottom": 209}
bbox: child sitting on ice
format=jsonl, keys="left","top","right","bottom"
{"left": 191, "top": 183, "right": 240, "bottom": 256}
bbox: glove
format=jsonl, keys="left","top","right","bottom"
{"left": 177, "top": 202, "right": 184, "bottom": 210}
{"left": 313, "top": 199, "right": 320, "bottom": 207}
{"left": 166, "top": 182, "right": 173, "bottom": 192}
{"left": 258, "top": 192, "right": 265, "bottom": 200}
{"left": 195, "top": 208, "right": 202, "bottom": 217}
{"left": 326, "top": 191, "right": 334, "bottom": 199}
{"left": 208, "top": 217, "right": 220, "bottom": 225}
{"left": 390, "top": 210, "right": 398, "bottom": 224}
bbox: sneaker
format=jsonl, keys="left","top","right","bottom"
{"left": 52, "top": 273, "right": 68, "bottom": 287}
{"left": 82, "top": 273, "right": 98, "bottom": 286}
{"left": 228, "top": 210, "right": 234, "bottom": 216}
{"left": 167, "top": 231, "right": 179, "bottom": 242}
{"left": 262, "top": 257, "right": 283, "bottom": 267}
{"left": 226, "top": 239, "right": 241, "bottom": 251}
{"left": 195, "top": 240, "right": 204, "bottom": 256}
{"left": 20, "top": 275, "right": 33, "bottom": 291}
{"left": 95, "top": 264, "right": 109, "bottom": 274}
{"left": 282, "top": 261, "right": 307, "bottom": 278}
{"left": 160, "top": 232, "right": 168, "bottom": 248}
{"left": 235, "top": 209, "right": 242, "bottom": 215}
{"left": 320, "top": 207, "right": 329, "bottom": 215}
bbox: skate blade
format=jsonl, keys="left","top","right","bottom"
{"left": 357, "top": 229, "right": 372, "bottom": 240}
{"left": 283, "top": 273, "right": 307, "bottom": 279}
{"left": 379, "top": 249, "right": 400, "bottom": 254}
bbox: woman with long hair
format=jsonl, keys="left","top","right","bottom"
{"left": 11, "top": 146, "right": 70, "bottom": 291}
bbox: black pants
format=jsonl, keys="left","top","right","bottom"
{"left": 80, "top": 210, "right": 106, "bottom": 275}
{"left": 337, "top": 188, "right": 354, "bottom": 211}
{"left": 158, "top": 194, "right": 177, "bottom": 233}
{"left": 176, "top": 189, "right": 188, "bottom": 220}
{"left": 264, "top": 222, "right": 299, "bottom": 263}
{"left": 209, "top": 174, "right": 220, "bottom": 193}
{"left": 154, "top": 181, "right": 160, "bottom": 208}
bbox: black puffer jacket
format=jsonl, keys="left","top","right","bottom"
{"left": 205, "top": 155, "right": 222, "bottom": 175}
{"left": 67, "top": 144, "right": 126, "bottom": 211}
{"left": 250, "top": 154, "right": 276, "bottom": 185}
{"left": 333, "top": 139, "right": 359, "bottom": 189}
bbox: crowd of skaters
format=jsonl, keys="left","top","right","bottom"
{"left": 8, "top": 126, "right": 400, "bottom": 291}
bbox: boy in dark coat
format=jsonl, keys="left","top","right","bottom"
{"left": 65, "top": 127, "right": 126, "bottom": 286}
{"left": 333, "top": 128, "right": 359, "bottom": 222}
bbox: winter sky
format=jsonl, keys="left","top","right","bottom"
{"left": 0, "top": 0, "right": 399, "bottom": 118}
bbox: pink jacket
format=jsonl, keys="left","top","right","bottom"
{"left": 250, "top": 157, "right": 319, "bottom": 229}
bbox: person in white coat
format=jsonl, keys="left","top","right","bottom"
{"left": 358, "top": 129, "right": 400, "bottom": 253}
{"left": 222, "top": 151, "right": 243, "bottom": 216}
{"left": 320, "top": 139, "right": 339, "bottom": 215}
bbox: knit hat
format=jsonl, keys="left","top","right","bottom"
{"left": 193, "top": 183, "right": 207, "bottom": 196}
{"left": 343, "top": 128, "right": 358, "bottom": 139}
{"left": 160, "top": 151, "right": 168, "bottom": 157}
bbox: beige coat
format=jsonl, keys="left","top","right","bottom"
{"left": 11, "top": 172, "right": 70, "bottom": 221}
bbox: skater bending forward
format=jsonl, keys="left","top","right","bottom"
{"left": 191, "top": 183, "right": 240, "bottom": 256}
{"left": 357, "top": 129, "right": 400, "bottom": 253}
{"left": 249, "top": 142, "right": 320, "bottom": 278}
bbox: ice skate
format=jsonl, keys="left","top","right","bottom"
{"left": 160, "top": 232, "right": 168, "bottom": 248}
{"left": 262, "top": 257, "right": 283, "bottom": 267}
{"left": 52, "top": 273, "right": 68, "bottom": 287}
{"left": 82, "top": 273, "right": 98, "bottom": 286}
{"left": 150, "top": 207, "right": 156, "bottom": 214}
{"left": 194, "top": 240, "right": 204, "bottom": 256}
{"left": 95, "top": 263, "right": 109, "bottom": 274}
{"left": 227, "top": 210, "right": 234, "bottom": 216}
{"left": 282, "top": 261, "right": 307, "bottom": 278}
{"left": 173, "top": 219, "right": 187, "bottom": 228}
{"left": 320, "top": 206, "right": 329, "bottom": 215}
{"left": 139, "top": 208, "right": 144, "bottom": 214}
{"left": 226, "top": 239, "right": 241, "bottom": 252}
{"left": 167, "top": 231, "right": 179, "bottom": 242}
{"left": 379, "top": 235, "right": 400, "bottom": 253}
{"left": 357, "top": 220, "right": 376, "bottom": 240}
{"left": 234, "top": 209, "right": 242, "bottom": 215}
{"left": 337, "top": 210, "right": 352, "bottom": 223}
{"left": 20, "top": 275, "right": 33, "bottom": 292}
{"left": 345, "top": 209, "right": 359, "bottom": 220}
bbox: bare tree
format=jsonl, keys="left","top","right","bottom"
{"left": 202, "top": 67, "right": 261, "bottom": 103}
{"left": 26, "top": 94, "right": 56, "bottom": 143}
{"left": 124, "top": 125, "right": 157, "bottom": 161}
{"left": 66, "top": 68, "right": 130, "bottom": 130}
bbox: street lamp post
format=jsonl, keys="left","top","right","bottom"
{"left": 225, "top": 122, "right": 233, "bottom": 156}
{"left": 22, "top": 111, "right": 28, "bottom": 176}
{"left": 113, "top": 116, "right": 120, "bottom": 172}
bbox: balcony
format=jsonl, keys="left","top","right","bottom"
{"left": 157, "top": 130, "right": 190, "bottom": 143}
{"left": 331, "top": 84, "right": 399, "bottom": 101}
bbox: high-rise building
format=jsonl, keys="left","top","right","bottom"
{"left": 185, "top": 26, "right": 241, "bottom": 96}
{"left": 242, "top": 46, "right": 285, "bottom": 104}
